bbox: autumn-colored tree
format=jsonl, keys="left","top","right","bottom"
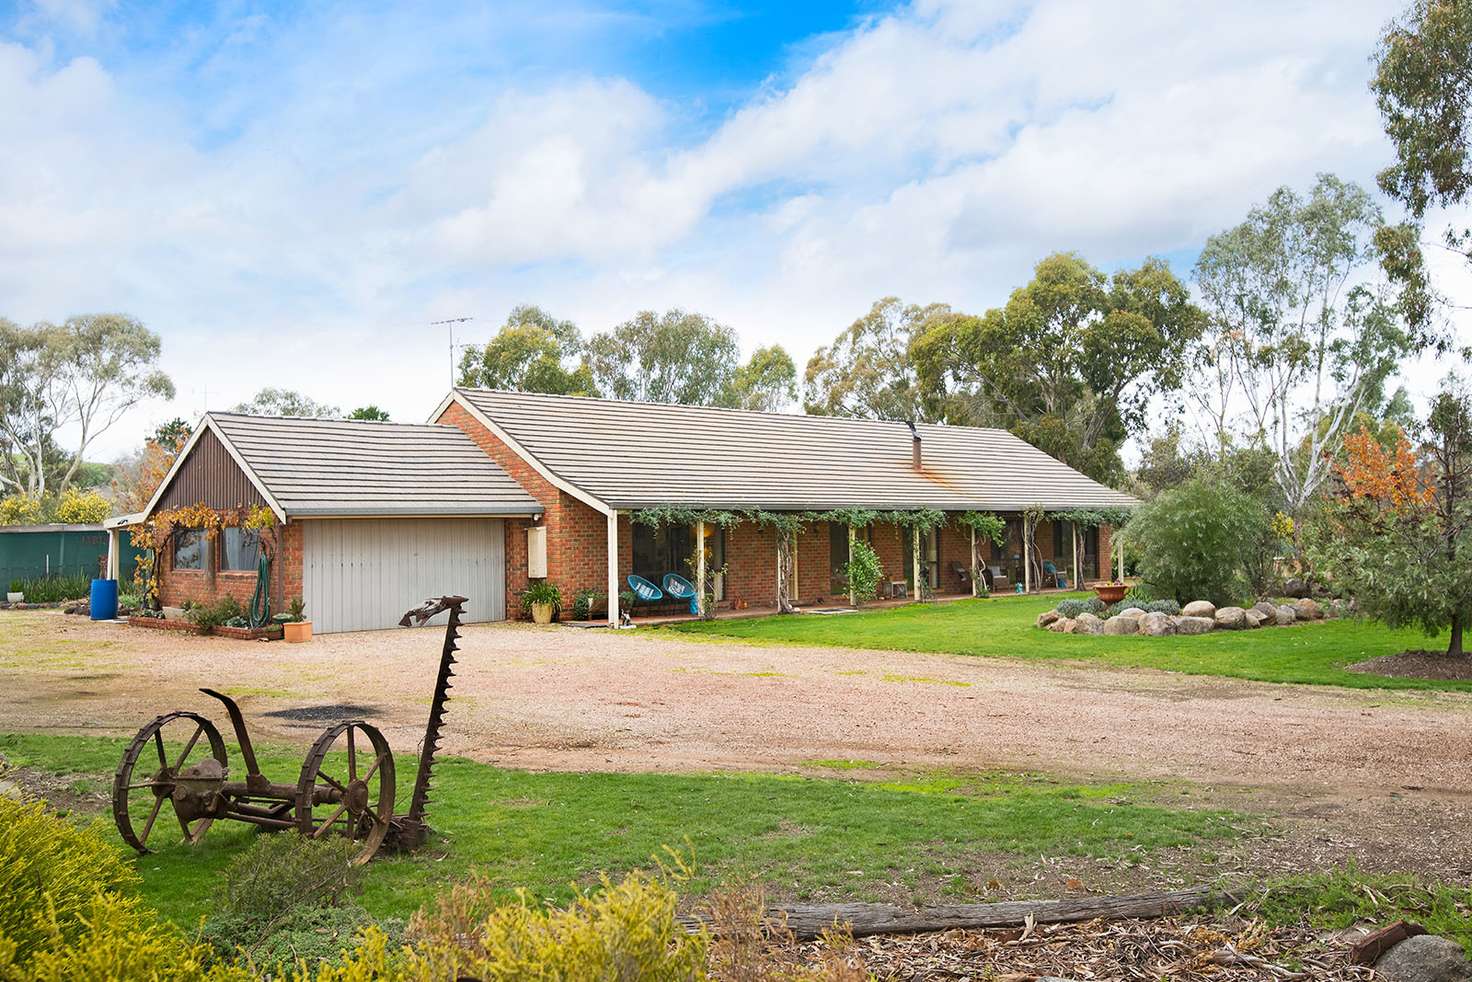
{"left": 1312, "top": 382, "right": 1472, "bottom": 656}
{"left": 111, "top": 424, "right": 190, "bottom": 514}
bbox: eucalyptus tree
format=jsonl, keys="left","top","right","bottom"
{"left": 1192, "top": 175, "right": 1411, "bottom": 518}
{"left": 0, "top": 314, "right": 174, "bottom": 497}
{"left": 803, "top": 297, "right": 952, "bottom": 422}
{"left": 911, "top": 253, "right": 1202, "bottom": 484}
{"left": 457, "top": 305, "right": 596, "bottom": 396}
{"left": 1373, "top": 0, "right": 1472, "bottom": 334}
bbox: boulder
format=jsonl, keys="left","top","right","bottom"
{"left": 1072, "top": 612, "right": 1104, "bottom": 635}
{"left": 1214, "top": 606, "right": 1247, "bottom": 630}
{"left": 1292, "top": 598, "right": 1323, "bottom": 621}
{"left": 1138, "top": 611, "right": 1175, "bottom": 636}
{"left": 1175, "top": 615, "right": 1216, "bottom": 636}
{"left": 1102, "top": 614, "right": 1140, "bottom": 635}
{"left": 1244, "top": 609, "right": 1267, "bottom": 629}
{"left": 1047, "top": 617, "right": 1075, "bottom": 633}
{"left": 1274, "top": 604, "right": 1297, "bottom": 626}
{"left": 1375, "top": 934, "right": 1472, "bottom": 982}
{"left": 1037, "top": 609, "right": 1061, "bottom": 629}
{"left": 1182, "top": 600, "right": 1216, "bottom": 618}
{"left": 1117, "top": 606, "right": 1146, "bottom": 619}
{"left": 1252, "top": 600, "right": 1279, "bottom": 619}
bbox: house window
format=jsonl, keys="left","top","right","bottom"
{"left": 173, "top": 529, "right": 205, "bottom": 570}
{"left": 632, "top": 524, "right": 726, "bottom": 600}
{"left": 221, "top": 527, "right": 261, "bottom": 571}
{"left": 631, "top": 523, "right": 693, "bottom": 587}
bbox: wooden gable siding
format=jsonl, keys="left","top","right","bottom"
{"left": 156, "top": 427, "right": 267, "bottom": 513}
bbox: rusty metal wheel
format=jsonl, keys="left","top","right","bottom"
{"left": 112, "top": 711, "right": 228, "bottom": 853}
{"left": 295, "top": 721, "right": 395, "bottom": 866}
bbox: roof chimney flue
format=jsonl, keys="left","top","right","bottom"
{"left": 906, "top": 420, "right": 921, "bottom": 470}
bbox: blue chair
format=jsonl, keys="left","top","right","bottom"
{"left": 626, "top": 575, "right": 663, "bottom": 618}
{"left": 1043, "top": 560, "right": 1067, "bottom": 589}
{"left": 662, "top": 573, "right": 699, "bottom": 616}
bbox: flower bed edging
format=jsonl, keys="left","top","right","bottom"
{"left": 127, "top": 616, "right": 282, "bottom": 640}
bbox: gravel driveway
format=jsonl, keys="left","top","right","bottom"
{"left": 5, "top": 610, "right": 1471, "bottom": 796}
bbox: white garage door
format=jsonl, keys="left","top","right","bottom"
{"left": 302, "top": 518, "right": 505, "bottom": 633}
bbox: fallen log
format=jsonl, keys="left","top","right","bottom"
{"left": 765, "top": 885, "right": 1224, "bottom": 940}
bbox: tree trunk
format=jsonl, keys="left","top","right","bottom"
{"left": 1450, "top": 613, "right": 1464, "bottom": 658}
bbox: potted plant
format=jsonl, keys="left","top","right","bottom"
{"left": 572, "top": 588, "right": 604, "bottom": 621}
{"left": 1094, "top": 581, "right": 1129, "bottom": 604}
{"left": 6, "top": 579, "right": 21, "bottom": 604}
{"left": 520, "top": 581, "right": 562, "bottom": 625}
{"left": 274, "top": 597, "right": 312, "bottom": 642}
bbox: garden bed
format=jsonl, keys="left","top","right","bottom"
{"left": 127, "top": 616, "right": 281, "bottom": 640}
{"left": 1348, "top": 650, "right": 1472, "bottom": 680}
{"left": 127, "top": 615, "right": 205, "bottom": 634}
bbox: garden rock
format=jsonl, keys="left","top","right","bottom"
{"left": 1374, "top": 934, "right": 1472, "bottom": 982}
{"left": 1175, "top": 615, "right": 1215, "bottom": 636}
{"left": 1274, "top": 605, "right": 1297, "bottom": 626}
{"left": 1118, "top": 606, "right": 1145, "bottom": 619}
{"left": 1214, "top": 606, "right": 1247, "bottom": 630}
{"left": 1292, "top": 598, "right": 1323, "bottom": 620}
{"left": 1244, "top": 609, "right": 1267, "bottom": 629}
{"left": 1252, "top": 600, "right": 1279, "bottom": 619}
{"left": 1072, "top": 612, "right": 1104, "bottom": 635}
{"left": 1182, "top": 600, "right": 1216, "bottom": 618}
{"left": 1037, "top": 610, "right": 1061, "bottom": 629}
{"left": 1138, "top": 611, "right": 1175, "bottom": 636}
{"left": 1102, "top": 614, "right": 1140, "bottom": 635}
{"left": 1047, "top": 617, "right": 1075, "bottom": 633}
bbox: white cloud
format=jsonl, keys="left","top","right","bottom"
{"left": 1, "top": 0, "right": 1465, "bottom": 459}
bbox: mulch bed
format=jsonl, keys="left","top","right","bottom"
{"left": 1347, "top": 650, "right": 1472, "bottom": 680}
{"left": 792, "top": 915, "right": 1377, "bottom": 981}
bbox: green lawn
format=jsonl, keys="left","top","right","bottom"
{"left": 665, "top": 593, "right": 1472, "bottom": 692}
{"left": 0, "top": 731, "right": 1241, "bottom": 927}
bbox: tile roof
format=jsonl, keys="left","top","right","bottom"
{"left": 206, "top": 412, "right": 541, "bottom": 517}
{"left": 453, "top": 389, "right": 1138, "bottom": 512}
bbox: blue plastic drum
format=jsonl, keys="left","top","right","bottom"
{"left": 90, "top": 578, "right": 119, "bottom": 620}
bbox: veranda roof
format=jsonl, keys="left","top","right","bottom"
{"left": 448, "top": 388, "right": 1138, "bottom": 513}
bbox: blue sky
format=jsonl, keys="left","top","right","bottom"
{"left": 2, "top": 0, "right": 1466, "bottom": 457}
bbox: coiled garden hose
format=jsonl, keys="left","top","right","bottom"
{"left": 248, "top": 554, "right": 271, "bottom": 628}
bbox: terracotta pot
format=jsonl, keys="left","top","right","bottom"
{"left": 530, "top": 602, "right": 555, "bottom": 625}
{"left": 284, "top": 620, "right": 313, "bottom": 643}
{"left": 1094, "top": 583, "right": 1128, "bottom": 604}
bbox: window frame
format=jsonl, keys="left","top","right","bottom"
{"left": 172, "top": 527, "right": 207, "bottom": 571}
{"left": 219, "top": 526, "right": 262, "bottom": 572}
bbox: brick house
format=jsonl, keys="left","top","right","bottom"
{"left": 139, "top": 391, "right": 1134, "bottom": 633}
{"left": 429, "top": 389, "right": 1135, "bottom": 627}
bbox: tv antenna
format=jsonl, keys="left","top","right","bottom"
{"left": 430, "top": 317, "right": 474, "bottom": 386}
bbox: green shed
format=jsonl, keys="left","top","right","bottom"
{"left": 0, "top": 524, "right": 145, "bottom": 588}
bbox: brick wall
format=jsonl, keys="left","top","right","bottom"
{"left": 158, "top": 521, "right": 303, "bottom": 612}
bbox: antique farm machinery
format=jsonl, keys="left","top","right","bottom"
{"left": 111, "top": 595, "right": 467, "bottom": 865}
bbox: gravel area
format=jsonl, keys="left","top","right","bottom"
{"left": 4, "top": 610, "right": 1471, "bottom": 794}
{"left": 7, "top": 609, "right": 1472, "bottom": 883}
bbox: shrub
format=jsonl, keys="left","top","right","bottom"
{"left": 214, "top": 903, "right": 397, "bottom": 976}
{"left": 0, "top": 798, "right": 139, "bottom": 964}
{"left": 1129, "top": 477, "right": 1270, "bottom": 606}
{"left": 0, "top": 493, "right": 43, "bottom": 526}
{"left": 54, "top": 488, "right": 110, "bottom": 524}
{"left": 206, "top": 836, "right": 364, "bottom": 954}
{"left": 1055, "top": 598, "right": 1104, "bottom": 619}
{"left": 186, "top": 596, "right": 246, "bottom": 632}
{"left": 841, "top": 540, "right": 884, "bottom": 604}
{"left": 399, "top": 869, "right": 709, "bottom": 981}
{"left": 572, "top": 589, "right": 604, "bottom": 621}
{"left": 7, "top": 575, "right": 91, "bottom": 604}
